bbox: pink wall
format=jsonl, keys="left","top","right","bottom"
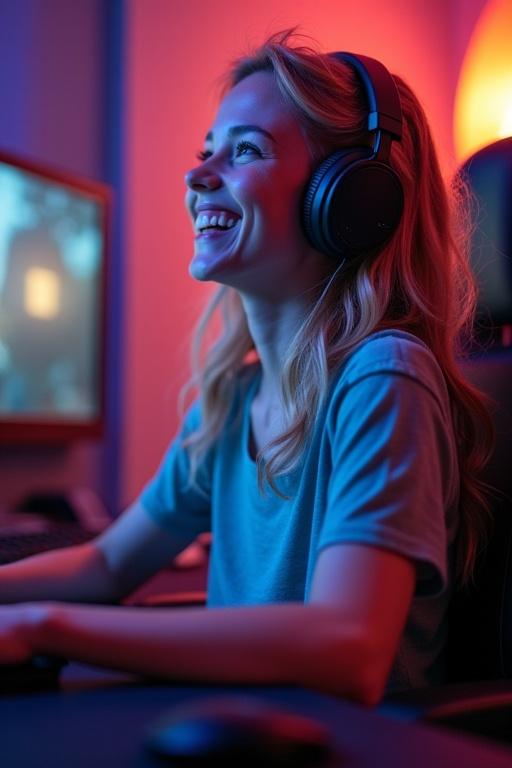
{"left": 451, "top": 0, "right": 489, "bottom": 72}
{"left": 119, "top": 0, "right": 489, "bottom": 507}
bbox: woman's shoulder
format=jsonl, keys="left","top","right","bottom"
{"left": 331, "top": 329, "right": 450, "bottom": 408}
{"left": 342, "top": 328, "right": 440, "bottom": 375}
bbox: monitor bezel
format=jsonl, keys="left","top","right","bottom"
{"left": 0, "top": 148, "right": 111, "bottom": 444}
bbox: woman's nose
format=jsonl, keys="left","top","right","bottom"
{"left": 184, "top": 164, "right": 222, "bottom": 191}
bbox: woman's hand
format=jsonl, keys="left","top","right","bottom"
{"left": 0, "top": 603, "right": 52, "bottom": 665}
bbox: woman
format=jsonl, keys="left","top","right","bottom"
{"left": 0, "top": 31, "right": 493, "bottom": 705}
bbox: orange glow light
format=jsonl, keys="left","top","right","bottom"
{"left": 454, "top": 0, "right": 512, "bottom": 162}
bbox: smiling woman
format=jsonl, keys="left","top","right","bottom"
{"left": 0, "top": 29, "right": 494, "bottom": 706}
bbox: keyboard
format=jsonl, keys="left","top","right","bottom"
{"left": 0, "top": 525, "right": 96, "bottom": 565}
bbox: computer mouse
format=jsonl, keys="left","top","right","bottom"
{"left": 145, "top": 695, "right": 333, "bottom": 767}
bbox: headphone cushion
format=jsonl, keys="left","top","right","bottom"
{"left": 303, "top": 148, "right": 404, "bottom": 259}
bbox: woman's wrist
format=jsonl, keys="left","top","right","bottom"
{"left": 19, "top": 601, "right": 62, "bottom": 658}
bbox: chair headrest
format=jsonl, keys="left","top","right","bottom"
{"left": 461, "top": 137, "right": 512, "bottom": 329}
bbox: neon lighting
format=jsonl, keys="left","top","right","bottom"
{"left": 454, "top": 0, "right": 512, "bottom": 161}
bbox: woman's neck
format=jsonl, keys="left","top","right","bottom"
{"left": 240, "top": 293, "right": 310, "bottom": 401}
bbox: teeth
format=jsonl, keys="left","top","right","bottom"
{"left": 196, "top": 211, "right": 240, "bottom": 232}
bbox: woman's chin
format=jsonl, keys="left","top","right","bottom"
{"left": 189, "top": 258, "right": 210, "bottom": 281}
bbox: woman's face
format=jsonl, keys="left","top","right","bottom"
{"left": 185, "top": 71, "right": 328, "bottom": 297}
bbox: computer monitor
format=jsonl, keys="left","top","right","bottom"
{"left": 0, "top": 150, "right": 110, "bottom": 443}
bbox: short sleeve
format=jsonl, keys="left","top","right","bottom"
{"left": 139, "top": 402, "right": 212, "bottom": 542}
{"left": 319, "top": 349, "right": 458, "bottom": 597}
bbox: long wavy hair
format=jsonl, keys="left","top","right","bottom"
{"left": 181, "top": 29, "right": 494, "bottom": 587}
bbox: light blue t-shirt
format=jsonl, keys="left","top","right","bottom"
{"left": 140, "top": 330, "right": 460, "bottom": 692}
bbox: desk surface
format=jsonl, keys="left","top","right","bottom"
{"left": 1, "top": 664, "right": 512, "bottom": 768}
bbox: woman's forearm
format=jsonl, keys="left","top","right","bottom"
{"left": 0, "top": 543, "right": 121, "bottom": 605}
{"left": 31, "top": 601, "right": 381, "bottom": 704}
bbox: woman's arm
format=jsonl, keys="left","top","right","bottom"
{"left": 2, "top": 543, "right": 414, "bottom": 705}
{"left": 0, "top": 501, "right": 194, "bottom": 605}
{"left": 0, "top": 542, "right": 119, "bottom": 605}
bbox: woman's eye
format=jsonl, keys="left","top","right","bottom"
{"left": 195, "top": 141, "right": 263, "bottom": 164}
{"left": 234, "top": 140, "right": 262, "bottom": 158}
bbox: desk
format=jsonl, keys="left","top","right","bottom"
{"left": 2, "top": 664, "right": 512, "bottom": 767}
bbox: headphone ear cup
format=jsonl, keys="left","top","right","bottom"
{"left": 302, "top": 148, "right": 404, "bottom": 260}
{"left": 303, "top": 148, "right": 368, "bottom": 258}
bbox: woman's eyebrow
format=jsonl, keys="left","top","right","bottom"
{"left": 204, "top": 125, "right": 278, "bottom": 143}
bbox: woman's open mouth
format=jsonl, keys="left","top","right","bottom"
{"left": 195, "top": 209, "right": 242, "bottom": 239}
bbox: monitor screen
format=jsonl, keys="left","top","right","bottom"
{"left": 0, "top": 150, "right": 110, "bottom": 443}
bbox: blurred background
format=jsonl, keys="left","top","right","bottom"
{"left": 0, "top": 0, "right": 510, "bottom": 520}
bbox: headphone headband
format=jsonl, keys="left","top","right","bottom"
{"left": 330, "top": 52, "right": 403, "bottom": 155}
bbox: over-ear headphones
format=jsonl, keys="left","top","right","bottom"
{"left": 302, "top": 52, "right": 404, "bottom": 262}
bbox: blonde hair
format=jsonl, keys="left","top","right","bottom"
{"left": 181, "top": 30, "right": 494, "bottom": 587}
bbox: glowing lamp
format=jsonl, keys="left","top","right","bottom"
{"left": 24, "top": 267, "right": 61, "bottom": 319}
{"left": 454, "top": 0, "right": 512, "bottom": 162}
